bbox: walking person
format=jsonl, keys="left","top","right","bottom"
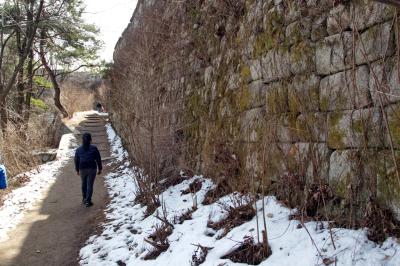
{"left": 74, "top": 132, "right": 102, "bottom": 207}
{"left": 0, "top": 164, "right": 7, "bottom": 190}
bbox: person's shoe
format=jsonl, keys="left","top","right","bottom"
{"left": 85, "top": 201, "right": 93, "bottom": 207}
{"left": 82, "top": 199, "right": 86, "bottom": 205}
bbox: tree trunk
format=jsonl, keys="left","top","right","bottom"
{"left": 39, "top": 30, "right": 69, "bottom": 118}
{"left": 15, "top": 68, "right": 25, "bottom": 121}
{"left": 0, "top": 96, "right": 8, "bottom": 135}
{"left": 23, "top": 49, "right": 34, "bottom": 128}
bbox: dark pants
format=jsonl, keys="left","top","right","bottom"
{"left": 80, "top": 168, "right": 97, "bottom": 203}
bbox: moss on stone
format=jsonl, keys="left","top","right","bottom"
{"left": 290, "top": 42, "right": 315, "bottom": 70}
{"left": 351, "top": 119, "right": 365, "bottom": 134}
{"left": 376, "top": 152, "right": 400, "bottom": 208}
{"left": 252, "top": 8, "right": 285, "bottom": 57}
{"left": 328, "top": 112, "right": 345, "bottom": 149}
{"left": 328, "top": 129, "right": 345, "bottom": 149}
{"left": 240, "top": 64, "right": 251, "bottom": 82}
{"left": 332, "top": 173, "right": 352, "bottom": 199}
{"left": 320, "top": 96, "right": 329, "bottom": 112}
{"left": 388, "top": 105, "right": 400, "bottom": 146}
{"left": 236, "top": 84, "right": 250, "bottom": 112}
{"left": 266, "top": 84, "right": 287, "bottom": 114}
{"left": 288, "top": 90, "right": 299, "bottom": 113}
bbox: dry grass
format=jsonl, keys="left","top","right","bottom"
{"left": 221, "top": 236, "right": 271, "bottom": 265}
{"left": 181, "top": 178, "right": 203, "bottom": 195}
{"left": 207, "top": 193, "right": 256, "bottom": 239}
{"left": 0, "top": 113, "right": 61, "bottom": 177}
{"left": 143, "top": 207, "right": 174, "bottom": 260}
{"left": 202, "top": 178, "right": 233, "bottom": 205}
{"left": 174, "top": 207, "right": 197, "bottom": 224}
{"left": 0, "top": 112, "right": 62, "bottom": 205}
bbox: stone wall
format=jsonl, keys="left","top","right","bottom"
{"left": 110, "top": 0, "right": 400, "bottom": 218}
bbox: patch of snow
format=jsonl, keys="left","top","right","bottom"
{"left": 0, "top": 133, "right": 77, "bottom": 241}
{"left": 105, "top": 124, "right": 128, "bottom": 163}
{"left": 80, "top": 125, "right": 400, "bottom": 266}
{"left": 57, "top": 133, "right": 78, "bottom": 159}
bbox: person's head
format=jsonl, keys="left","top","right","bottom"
{"left": 82, "top": 132, "right": 92, "bottom": 150}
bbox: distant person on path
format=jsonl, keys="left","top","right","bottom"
{"left": 0, "top": 164, "right": 7, "bottom": 190}
{"left": 96, "top": 102, "right": 105, "bottom": 113}
{"left": 74, "top": 133, "right": 102, "bottom": 207}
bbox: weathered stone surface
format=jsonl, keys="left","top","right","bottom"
{"left": 211, "top": 81, "right": 217, "bottom": 100}
{"left": 329, "top": 150, "right": 358, "bottom": 184}
{"left": 355, "top": 22, "right": 394, "bottom": 65}
{"left": 385, "top": 103, "right": 400, "bottom": 149}
{"left": 113, "top": 0, "right": 400, "bottom": 222}
{"left": 244, "top": 145, "right": 261, "bottom": 177}
{"left": 289, "top": 74, "right": 320, "bottom": 113}
{"left": 261, "top": 48, "right": 291, "bottom": 83}
{"left": 285, "top": 18, "right": 312, "bottom": 45}
{"left": 350, "top": 0, "right": 395, "bottom": 31}
{"left": 218, "top": 98, "right": 233, "bottom": 120}
{"left": 294, "top": 143, "right": 331, "bottom": 182}
{"left": 320, "top": 65, "right": 371, "bottom": 111}
{"left": 316, "top": 32, "right": 353, "bottom": 75}
{"left": 327, "top": 4, "right": 350, "bottom": 35}
{"left": 284, "top": 2, "right": 303, "bottom": 24}
{"left": 239, "top": 107, "right": 265, "bottom": 142}
{"left": 369, "top": 57, "right": 400, "bottom": 105}
{"left": 296, "top": 112, "right": 327, "bottom": 142}
{"left": 289, "top": 41, "right": 316, "bottom": 75}
{"left": 327, "top": 108, "right": 382, "bottom": 149}
{"left": 227, "top": 72, "right": 240, "bottom": 91}
{"left": 376, "top": 150, "right": 400, "bottom": 220}
{"left": 265, "top": 81, "right": 288, "bottom": 114}
{"left": 311, "top": 14, "right": 328, "bottom": 41}
{"left": 249, "top": 59, "right": 263, "bottom": 81}
{"left": 275, "top": 113, "right": 298, "bottom": 143}
{"left": 248, "top": 80, "right": 265, "bottom": 109}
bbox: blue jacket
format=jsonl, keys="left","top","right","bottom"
{"left": 0, "top": 165, "right": 7, "bottom": 189}
{"left": 74, "top": 145, "right": 102, "bottom": 172}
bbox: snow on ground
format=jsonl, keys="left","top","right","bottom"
{"left": 80, "top": 125, "right": 400, "bottom": 266}
{"left": 0, "top": 133, "right": 77, "bottom": 241}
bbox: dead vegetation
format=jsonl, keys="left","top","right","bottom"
{"left": 143, "top": 222, "right": 172, "bottom": 260}
{"left": 159, "top": 174, "right": 188, "bottom": 191}
{"left": 143, "top": 207, "right": 174, "bottom": 260}
{"left": 207, "top": 194, "right": 256, "bottom": 239}
{"left": 181, "top": 178, "right": 203, "bottom": 195}
{"left": 221, "top": 236, "right": 272, "bottom": 265}
{"left": 0, "top": 111, "right": 62, "bottom": 176}
{"left": 202, "top": 179, "right": 233, "bottom": 205}
{"left": 174, "top": 207, "right": 197, "bottom": 224}
{"left": 133, "top": 171, "right": 161, "bottom": 218}
{"left": 270, "top": 173, "right": 306, "bottom": 209}
{"left": 363, "top": 199, "right": 400, "bottom": 243}
{"left": 190, "top": 244, "right": 213, "bottom": 266}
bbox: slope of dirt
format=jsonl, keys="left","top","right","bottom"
{"left": 0, "top": 114, "right": 110, "bottom": 266}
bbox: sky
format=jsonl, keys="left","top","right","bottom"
{"left": 83, "top": 0, "right": 138, "bottom": 61}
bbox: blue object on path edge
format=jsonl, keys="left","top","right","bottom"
{"left": 0, "top": 165, "right": 7, "bottom": 189}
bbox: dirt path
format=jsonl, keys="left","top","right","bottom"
{"left": 0, "top": 114, "right": 111, "bottom": 266}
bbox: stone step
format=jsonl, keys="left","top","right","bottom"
{"left": 82, "top": 115, "right": 104, "bottom": 118}
{"left": 79, "top": 124, "right": 106, "bottom": 127}
{"left": 83, "top": 119, "right": 106, "bottom": 122}
{"left": 77, "top": 133, "right": 107, "bottom": 137}
{"left": 78, "top": 128, "right": 106, "bottom": 131}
